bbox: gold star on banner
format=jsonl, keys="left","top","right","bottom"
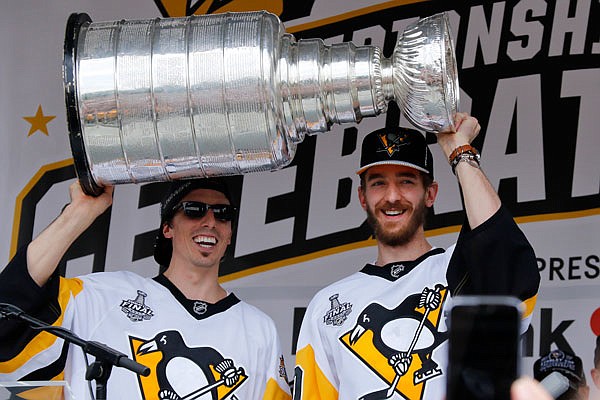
{"left": 23, "top": 105, "right": 56, "bottom": 136}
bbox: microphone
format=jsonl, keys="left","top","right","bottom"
{"left": 84, "top": 341, "right": 151, "bottom": 377}
{"left": 540, "top": 371, "right": 570, "bottom": 399}
{"left": 0, "top": 302, "right": 62, "bottom": 330}
{"left": 0, "top": 302, "right": 25, "bottom": 317}
{"left": 0, "top": 302, "right": 150, "bottom": 377}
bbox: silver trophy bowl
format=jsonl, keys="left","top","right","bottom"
{"left": 63, "top": 11, "right": 458, "bottom": 195}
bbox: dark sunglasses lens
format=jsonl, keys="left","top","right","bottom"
{"left": 211, "top": 205, "right": 234, "bottom": 221}
{"left": 181, "top": 202, "right": 208, "bottom": 218}
{"left": 180, "top": 202, "right": 234, "bottom": 221}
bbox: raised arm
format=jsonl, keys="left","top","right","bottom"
{"left": 26, "top": 181, "right": 113, "bottom": 286}
{"left": 436, "top": 112, "right": 501, "bottom": 229}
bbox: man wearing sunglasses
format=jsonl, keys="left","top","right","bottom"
{"left": 0, "top": 178, "right": 292, "bottom": 400}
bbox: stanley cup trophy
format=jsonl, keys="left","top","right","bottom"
{"left": 63, "top": 11, "right": 459, "bottom": 196}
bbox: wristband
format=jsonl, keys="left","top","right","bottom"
{"left": 448, "top": 144, "right": 479, "bottom": 165}
{"left": 451, "top": 151, "right": 481, "bottom": 175}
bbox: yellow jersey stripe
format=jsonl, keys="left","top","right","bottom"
{"left": 521, "top": 294, "right": 537, "bottom": 319}
{"left": 263, "top": 377, "right": 292, "bottom": 400}
{"left": 0, "top": 278, "right": 83, "bottom": 373}
{"left": 295, "top": 345, "right": 338, "bottom": 400}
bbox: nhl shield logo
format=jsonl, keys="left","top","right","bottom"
{"left": 193, "top": 301, "right": 208, "bottom": 315}
{"left": 390, "top": 264, "right": 405, "bottom": 278}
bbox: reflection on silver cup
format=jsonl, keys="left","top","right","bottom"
{"left": 63, "top": 11, "right": 458, "bottom": 195}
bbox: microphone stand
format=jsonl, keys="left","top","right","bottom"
{"left": 0, "top": 303, "right": 150, "bottom": 400}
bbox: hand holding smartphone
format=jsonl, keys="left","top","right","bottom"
{"left": 446, "top": 296, "right": 523, "bottom": 400}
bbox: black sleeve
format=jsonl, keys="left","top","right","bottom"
{"left": 446, "top": 206, "right": 540, "bottom": 301}
{"left": 0, "top": 246, "right": 61, "bottom": 362}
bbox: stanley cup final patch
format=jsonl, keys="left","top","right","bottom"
{"left": 323, "top": 294, "right": 353, "bottom": 326}
{"left": 120, "top": 290, "right": 155, "bottom": 322}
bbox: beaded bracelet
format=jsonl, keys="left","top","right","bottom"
{"left": 450, "top": 151, "right": 481, "bottom": 175}
{"left": 448, "top": 144, "right": 480, "bottom": 175}
{"left": 448, "top": 144, "right": 478, "bottom": 165}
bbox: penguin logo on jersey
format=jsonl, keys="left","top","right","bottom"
{"left": 339, "top": 284, "right": 448, "bottom": 400}
{"left": 129, "top": 330, "right": 247, "bottom": 399}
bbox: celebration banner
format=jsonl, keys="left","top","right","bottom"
{"left": 1, "top": 0, "right": 598, "bottom": 392}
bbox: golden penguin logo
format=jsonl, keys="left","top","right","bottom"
{"left": 154, "top": 0, "right": 283, "bottom": 18}
{"left": 130, "top": 330, "right": 247, "bottom": 399}
{"left": 339, "top": 285, "right": 448, "bottom": 400}
{"left": 377, "top": 132, "right": 410, "bottom": 157}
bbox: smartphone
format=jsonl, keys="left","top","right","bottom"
{"left": 446, "top": 296, "right": 523, "bottom": 400}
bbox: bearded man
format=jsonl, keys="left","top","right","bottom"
{"left": 294, "top": 113, "right": 540, "bottom": 400}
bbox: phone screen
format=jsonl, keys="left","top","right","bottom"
{"left": 446, "top": 300, "right": 520, "bottom": 400}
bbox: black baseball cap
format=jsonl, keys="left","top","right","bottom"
{"left": 153, "top": 178, "right": 234, "bottom": 267}
{"left": 356, "top": 127, "right": 434, "bottom": 180}
{"left": 534, "top": 349, "right": 586, "bottom": 396}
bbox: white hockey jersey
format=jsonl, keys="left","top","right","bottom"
{"left": 294, "top": 207, "right": 540, "bottom": 400}
{"left": 0, "top": 250, "right": 292, "bottom": 400}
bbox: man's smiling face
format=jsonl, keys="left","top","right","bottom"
{"left": 359, "top": 164, "right": 436, "bottom": 247}
{"left": 163, "top": 188, "right": 232, "bottom": 270}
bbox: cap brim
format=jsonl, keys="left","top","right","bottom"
{"left": 356, "top": 160, "right": 431, "bottom": 175}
